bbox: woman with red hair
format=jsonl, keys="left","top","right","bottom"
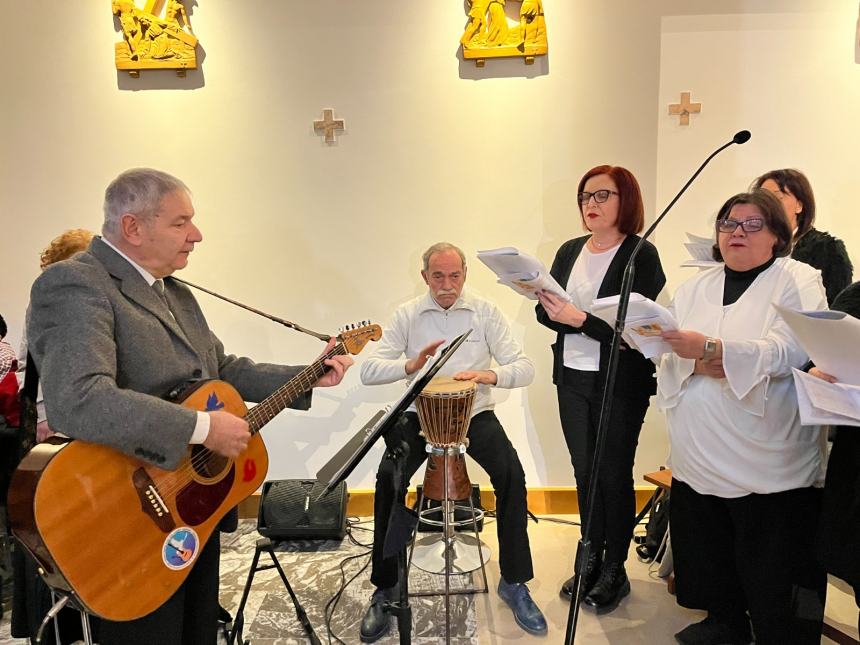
{"left": 535, "top": 165, "right": 665, "bottom": 613}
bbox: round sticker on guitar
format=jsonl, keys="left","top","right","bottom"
{"left": 162, "top": 528, "right": 199, "bottom": 570}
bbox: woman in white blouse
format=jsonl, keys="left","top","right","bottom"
{"left": 658, "top": 190, "right": 827, "bottom": 645}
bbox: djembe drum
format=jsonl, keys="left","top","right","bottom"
{"left": 407, "top": 378, "right": 489, "bottom": 642}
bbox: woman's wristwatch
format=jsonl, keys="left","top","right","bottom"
{"left": 702, "top": 337, "right": 718, "bottom": 361}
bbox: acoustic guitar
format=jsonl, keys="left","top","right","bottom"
{"left": 8, "top": 323, "right": 381, "bottom": 621}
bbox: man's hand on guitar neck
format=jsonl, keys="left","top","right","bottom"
{"left": 204, "top": 411, "right": 251, "bottom": 458}
{"left": 314, "top": 337, "right": 354, "bottom": 388}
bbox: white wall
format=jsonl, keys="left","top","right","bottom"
{"left": 656, "top": 5, "right": 860, "bottom": 296}
{"left": 4, "top": 1, "right": 855, "bottom": 491}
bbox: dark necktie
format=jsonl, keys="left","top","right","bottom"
{"left": 152, "top": 279, "right": 175, "bottom": 318}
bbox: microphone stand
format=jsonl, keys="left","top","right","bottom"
{"left": 564, "top": 131, "right": 751, "bottom": 644}
{"left": 172, "top": 276, "right": 333, "bottom": 341}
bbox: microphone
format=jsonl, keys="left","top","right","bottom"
{"left": 733, "top": 130, "right": 751, "bottom": 144}
{"left": 640, "top": 129, "right": 752, "bottom": 244}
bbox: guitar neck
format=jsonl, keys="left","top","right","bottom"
{"left": 244, "top": 342, "right": 346, "bottom": 434}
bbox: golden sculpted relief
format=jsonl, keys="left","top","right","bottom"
{"left": 461, "top": 0, "right": 547, "bottom": 66}
{"left": 112, "top": 0, "right": 198, "bottom": 77}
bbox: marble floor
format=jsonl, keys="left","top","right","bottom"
{"left": 1, "top": 514, "right": 858, "bottom": 644}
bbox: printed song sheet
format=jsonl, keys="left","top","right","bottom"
{"left": 477, "top": 247, "right": 571, "bottom": 302}
{"left": 591, "top": 293, "right": 678, "bottom": 358}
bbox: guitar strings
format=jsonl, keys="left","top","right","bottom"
{"left": 152, "top": 342, "right": 346, "bottom": 501}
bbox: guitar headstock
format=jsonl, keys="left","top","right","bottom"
{"left": 338, "top": 321, "right": 383, "bottom": 355}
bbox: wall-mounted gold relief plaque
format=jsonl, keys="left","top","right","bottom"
{"left": 461, "top": 0, "right": 547, "bottom": 66}
{"left": 112, "top": 0, "right": 198, "bottom": 77}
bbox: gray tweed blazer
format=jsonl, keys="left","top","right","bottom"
{"left": 27, "top": 237, "right": 310, "bottom": 470}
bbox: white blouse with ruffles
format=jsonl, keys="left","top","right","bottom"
{"left": 657, "top": 257, "right": 827, "bottom": 498}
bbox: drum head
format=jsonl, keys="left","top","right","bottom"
{"left": 420, "top": 377, "right": 476, "bottom": 397}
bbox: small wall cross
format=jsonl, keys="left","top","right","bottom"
{"left": 313, "top": 109, "right": 345, "bottom": 143}
{"left": 668, "top": 92, "right": 702, "bottom": 126}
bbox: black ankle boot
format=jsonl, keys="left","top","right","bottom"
{"left": 359, "top": 585, "right": 398, "bottom": 643}
{"left": 560, "top": 550, "right": 603, "bottom": 600}
{"left": 583, "top": 561, "right": 630, "bottom": 614}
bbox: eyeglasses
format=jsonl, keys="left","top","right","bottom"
{"left": 716, "top": 218, "right": 765, "bottom": 233}
{"left": 578, "top": 189, "right": 619, "bottom": 205}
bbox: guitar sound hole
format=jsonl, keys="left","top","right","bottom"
{"left": 189, "top": 446, "right": 229, "bottom": 480}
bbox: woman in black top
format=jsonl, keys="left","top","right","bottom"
{"left": 754, "top": 168, "right": 852, "bottom": 305}
{"left": 535, "top": 165, "right": 665, "bottom": 614}
{"left": 809, "top": 281, "right": 860, "bottom": 637}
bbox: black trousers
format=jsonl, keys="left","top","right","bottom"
{"left": 98, "top": 532, "right": 221, "bottom": 645}
{"left": 555, "top": 368, "right": 650, "bottom": 562}
{"left": 671, "top": 478, "right": 826, "bottom": 645}
{"left": 370, "top": 410, "right": 533, "bottom": 588}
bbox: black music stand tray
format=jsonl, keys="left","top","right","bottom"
{"left": 314, "top": 330, "right": 473, "bottom": 645}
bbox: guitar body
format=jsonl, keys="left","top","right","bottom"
{"left": 9, "top": 379, "right": 268, "bottom": 621}
{"left": 9, "top": 322, "right": 381, "bottom": 623}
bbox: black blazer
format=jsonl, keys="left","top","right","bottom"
{"left": 535, "top": 234, "right": 666, "bottom": 398}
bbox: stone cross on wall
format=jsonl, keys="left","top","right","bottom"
{"left": 313, "top": 109, "right": 345, "bottom": 143}
{"left": 668, "top": 92, "right": 702, "bottom": 126}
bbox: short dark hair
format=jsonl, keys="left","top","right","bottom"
{"left": 0, "top": 313, "right": 6, "bottom": 339}
{"left": 711, "top": 190, "right": 793, "bottom": 262}
{"left": 752, "top": 168, "right": 815, "bottom": 239}
{"left": 577, "top": 165, "right": 644, "bottom": 235}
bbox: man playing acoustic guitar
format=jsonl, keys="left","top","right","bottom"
{"left": 25, "top": 168, "right": 353, "bottom": 645}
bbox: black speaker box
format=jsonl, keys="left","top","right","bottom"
{"left": 414, "top": 484, "right": 484, "bottom": 533}
{"left": 257, "top": 479, "right": 348, "bottom": 541}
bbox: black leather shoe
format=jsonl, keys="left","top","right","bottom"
{"left": 674, "top": 614, "right": 752, "bottom": 645}
{"left": 359, "top": 586, "right": 397, "bottom": 643}
{"left": 583, "top": 561, "right": 630, "bottom": 614}
{"left": 560, "top": 550, "right": 603, "bottom": 600}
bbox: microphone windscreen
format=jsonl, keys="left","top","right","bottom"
{"left": 733, "top": 130, "right": 751, "bottom": 144}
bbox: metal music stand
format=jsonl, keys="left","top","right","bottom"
{"left": 314, "top": 330, "right": 473, "bottom": 645}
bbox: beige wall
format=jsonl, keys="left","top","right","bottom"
{"left": 2, "top": 1, "right": 854, "bottom": 490}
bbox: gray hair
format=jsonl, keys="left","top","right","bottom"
{"left": 102, "top": 168, "right": 189, "bottom": 237}
{"left": 421, "top": 242, "right": 467, "bottom": 272}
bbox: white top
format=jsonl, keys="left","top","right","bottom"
{"left": 360, "top": 289, "right": 534, "bottom": 417}
{"left": 657, "top": 257, "right": 827, "bottom": 497}
{"left": 563, "top": 244, "right": 620, "bottom": 371}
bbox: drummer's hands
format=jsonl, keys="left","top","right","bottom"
{"left": 405, "top": 339, "right": 446, "bottom": 375}
{"left": 314, "top": 338, "right": 354, "bottom": 387}
{"left": 454, "top": 370, "right": 497, "bottom": 385}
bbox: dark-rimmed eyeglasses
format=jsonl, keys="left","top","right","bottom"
{"left": 717, "top": 218, "right": 765, "bottom": 233}
{"left": 578, "top": 189, "right": 619, "bottom": 205}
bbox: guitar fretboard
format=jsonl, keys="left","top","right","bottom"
{"left": 245, "top": 342, "right": 347, "bottom": 434}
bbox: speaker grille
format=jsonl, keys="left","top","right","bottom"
{"left": 258, "top": 479, "right": 347, "bottom": 540}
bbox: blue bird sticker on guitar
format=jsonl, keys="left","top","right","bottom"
{"left": 205, "top": 392, "right": 225, "bottom": 411}
{"left": 162, "top": 528, "right": 199, "bottom": 570}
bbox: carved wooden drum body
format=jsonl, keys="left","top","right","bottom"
{"left": 416, "top": 378, "right": 476, "bottom": 501}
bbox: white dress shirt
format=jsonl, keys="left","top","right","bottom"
{"left": 657, "top": 257, "right": 827, "bottom": 497}
{"left": 360, "top": 289, "right": 534, "bottom": 417}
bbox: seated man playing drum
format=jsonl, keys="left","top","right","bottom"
{"left": 357, "top": 242, "right": 546, "bottom": 642}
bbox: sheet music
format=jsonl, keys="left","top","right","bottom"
{"left": 793, "top": 368, "right": 860, "bottom": 427}
{"left": 477, "top": 247, "right": 571, "bottom": 302}
{"left": 775, "top": 305, "right": 860, "bottom": 385}
{"left": 590, "top": 293, "right": 678, "bottom": 358}
{"left": 682, "top": 232, "right": 720, "bottom": 269}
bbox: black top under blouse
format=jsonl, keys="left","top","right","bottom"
{"left": 723, "top": 256, "right": 776, "bottom": 306}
